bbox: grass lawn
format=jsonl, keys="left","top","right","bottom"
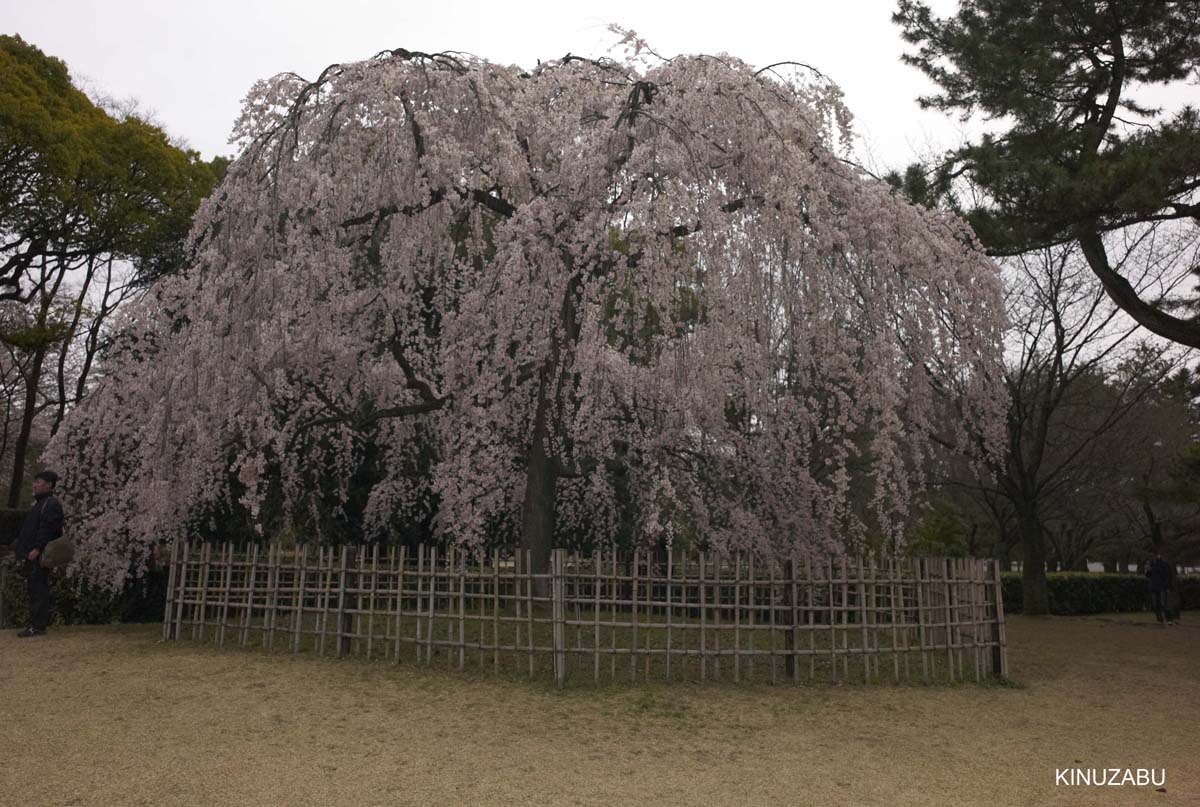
{"left": 1, "top": 612, "right": 1196, "bottom": 806}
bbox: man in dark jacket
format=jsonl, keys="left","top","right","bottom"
{"left": 14, "top": 469, "right": 64, "bottom": 637}
{"left": 1145, "top": 547, "right": 1177, "bottom": 626}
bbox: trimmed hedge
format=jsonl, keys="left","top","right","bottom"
{"left": 1000, "top": 572, "right": 1200, "bottom": 615}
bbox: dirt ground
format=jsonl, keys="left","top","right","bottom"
{"left": 1, "top": 612, "right": 1196, "bottom": 806}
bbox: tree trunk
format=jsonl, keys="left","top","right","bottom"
{"left": 7, "top": 342, "right": 47, "bottom": 507}
{"left": 520, "top": 424, "right": 557, "bottom": 581}
{"left": 1019, "top": 504, "right": 1049, "bottom": 614}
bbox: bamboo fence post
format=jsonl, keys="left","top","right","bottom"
{"left": 789, "top": 556, "right": 799, "bottom": 685}
{"left": 293, "top": 545, "right": 308, "bottom": 653}
{"left": 665, "top": 548, "right": 673, "bottom": 682}
{"left": 415, "top": 545, "right": 425, "bottom": 663}
{"left": 239, "top": 543, "right": 258, "bottom": 647}
{"left": 426, "top": 545, "right": 437, "bottom": 665}
{"left": 971, "top": 559, "right": 983, "bottom": 682}
{"left": 444, "top": 547, "right": 454, "bottom": 670}
{"left": 713, "top": 554, "right": 723, "bottom": 681}
{"left": 334, "top": 546, "right": 349, "bottom": 657}
{"left": 552, "top": 549, "right": 566, "bottom": 687}
{"left": 698, "top": 551, "right": 707, "bottom": 683}
{"left": 316, "top": 548, "right": 330, "bottom": 657}
{"left": 857, "top": 558, "right": 869, "bottom": 681}
{"left": 805, "top": 557, "right": 815, "bottom": 681}
{"left": 173, "top": 541, "right": 190, "bottom": 642}
{"left": 644, "top": 559, "right": 652, "bottom": 681}
{"left": 0, "top": 560, "right": 7, "bottom": 630}
{"left": 943, "top": 559, "right": 955, "bottom": 682}
{"left": 354, "top": 545, "right": 367, "bottom": 657}
{"left": 888, "top": 557, "right": 901, "bottom": 683}
{"left": 572, "top": 551, "right": 581, "bottom": 674}
{"left": 217, "top": 543, "right": 234, "bottom": 647}
{"left": 458, "top": 548, "right": 466, "bottom": 672}
{"left": 490, "top": 549, "right": 499, "bottom": 675}
{"left": 768, "top": 558, "right": 778, "bottom": 685}
{"left": 386, "top": 545, "right": 396, "bottom": 661}
{"left": 734, "top": 553, "right": 741, "bottom": 683}
{"left": 631, "top": 549, "right": 640, "bottom": 683}
{"left": 915, "top": 558, "right": 929, "bottom": 682}
{"left": 161, "top": 540, "right": 180, "bottom": 641}
{"left": 366, "top": 544, "right": 379, "bottom": 660}
{"left": 609, "top": 552, "right": 617, "bottom": 680}
{"left": 991, "top": 559, "right": 1008, "bottom": 677}
{"left": 825, "top": 557, "right": 835, "bottom": 682}
{"left": 840, "top": 557, "right": 849, "bottom": 682}
{"left": 512, "top": 549, "right": 521, "bottom": 658}
{"left": 871, "top": 558, "right": 881, "bottom": 682}
{"left": 160, "top": 538, "right": 178, "bottom": 638}
{"left": 195, "top": 542, "right": 212, "bottom": 642}
{"left": 525, "top": 550, "right": 535, "bottom": 678}
{"left": 747, "top": 554, "right": 756, "bottom": 680}
{"left": 593, "top": 549, "right": 601, "bottom": 684}
{"left": 472, "top": 547, "right": 482, "bottom": 667}
{"left": 395, "top": 545, "right": 407, "bottom": 664}
{"left": 267, "top": 543, "right": 282, "bottom": 651}
{"left": 953, "top": 559, "right": 964, "bottom": 679}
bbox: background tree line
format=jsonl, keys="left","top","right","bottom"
{"left": 891, "top": 0, "right": 1200, "bottom": 613}
{"left": 0, "top": 34, "right": 227, "bottom": 509}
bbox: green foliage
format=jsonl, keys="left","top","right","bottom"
{"left": 908, "top": 498, "right": 970, "bottom": 557}
{"left": 0, "top": 556, "right": 167, "bottom": 627}
{"left": 892, "top": 1, "right": 1200, "bottom": 255}
{"left": 0, "top": 34, "right": 226, "bottom": 298}
{"left": 999, "top": 572, "right": 1199, "bottom": 615}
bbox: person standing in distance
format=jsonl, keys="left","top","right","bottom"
{"left": 14, "top": 470, "right": 63, "bottom": 637}
{"left": 1145, "top": 546, "right": 1177, "bottom": 627}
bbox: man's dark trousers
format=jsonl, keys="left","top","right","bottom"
{"left": 23, "top": 560, "right": 50, "bottom": 630}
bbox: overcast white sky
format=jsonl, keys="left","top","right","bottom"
{"left": 4, "top": 0, "right": 973, "bottom": 171}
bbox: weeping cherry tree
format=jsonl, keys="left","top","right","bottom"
{"left": 48, "top": 33, "right": 1006, "bottom": 589}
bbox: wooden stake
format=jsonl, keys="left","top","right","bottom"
{"left": 162, "top": 540, "right": 180, "bottom": 641}
{"left": 458, "top": 548, "right": 466, "bottom": 672}
{"left": 699, "top": 551, "right": 707, "bottom": 683}
{"left": 525, "top": 549, "right": 534, "bottom": 678}
{"left": 196, "top": 542, "right": 212, "bottom": 643}
{"left": 395, "top": 545, "right": 407, "bottom": 664}
{"left": 240, "top": 543, "right": 259, "bottom": 647}
{"left": 734, "top": 553, "right": 741, "bottom": 684}
{"left": 790, "top": 556, "right": 800, "bottom": 685}
{"left": 768, "top": 557, "right": 777, "bottom": 686}
{"left": 217, "top": 543, "right": 233, "bottom": 647}
{"left": 991, "top": 559, "right": 1008, "bottom": 678}
{"left": 593, "top": 549, "right": 601, "bottom": 684}
{"left": 426, "top": 545, "right": 437, "bottom": 665}
{"left": 665, "top": 548, "right": 674, "bottom": 682}
{"left": 293, "top": 545, "right": 308, "bottom": 653}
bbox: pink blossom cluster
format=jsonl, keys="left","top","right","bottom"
{"left": 47, "top": 42, "right": 1006, "bottom": 590}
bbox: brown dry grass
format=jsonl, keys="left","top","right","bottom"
{"left": 1, "top": 612, "right": 1197, "bottom": 806}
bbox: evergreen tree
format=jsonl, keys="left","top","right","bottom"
{"left": 893, "top": 0, "right": 1200, "bottom": 346}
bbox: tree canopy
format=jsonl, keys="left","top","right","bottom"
{"left": 893, "top": 0, "right": 1200, "bottom": 347}
{"left": 0, "top": 35, "right": 224, "bottom": 301}
{"left": 0, "top": 35, "right": 227, "bottom": 508}
{"left": 48, "top": 37, "right": 1006, "bottom": 590}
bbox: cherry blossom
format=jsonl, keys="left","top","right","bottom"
{"left": 48, "top": 39, "right": 1006, "bottom": 589}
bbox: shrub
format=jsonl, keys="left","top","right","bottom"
{"left": 0, "top": 556, "right": 167, "bottom": 628}
{"left": 1001, "top": 572, "right": 1199, "bottom": 615}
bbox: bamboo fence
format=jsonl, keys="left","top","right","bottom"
{"left": 162, "top": 542, "right": 1008, "bottom": 686}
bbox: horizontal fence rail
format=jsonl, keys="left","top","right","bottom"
{"left": 163, "top": 542, "right": 1008, "bottom": 686}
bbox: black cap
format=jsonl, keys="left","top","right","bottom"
{"left": 34, "top": 470, "right": 59, "bottom": 486}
